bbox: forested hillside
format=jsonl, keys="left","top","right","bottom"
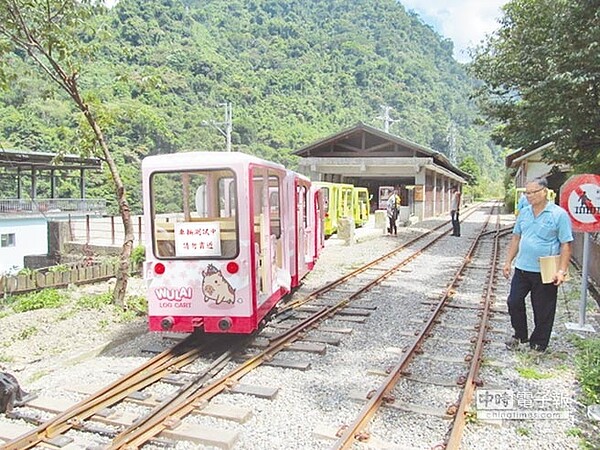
{"left": 0, "top": 0, "right": 503, "bottom": 213}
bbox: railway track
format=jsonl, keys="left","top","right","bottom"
{"left": 328, "top": 203, "right": 505, "bottom": 449}
{"left": 1, "top": 204, "right": 523, "bottom": 449}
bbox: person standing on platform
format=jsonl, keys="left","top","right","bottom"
{"left": 386, "top": 189, "right": 401, "bottom": 235}
{"left": 450, "top": 188, "right": 461, "bottom": 237}
{"left": 502, "top": 177, "right": 573, "bottom": 352}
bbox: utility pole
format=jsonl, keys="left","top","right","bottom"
{"left": 203, "top": 102, "right": 233, "bottom": 152}
{"left": 447, "top": 122, "right": 457, "bottom": 164}
{"left": 377, "top": 105, "right": 400, "bottom": 133}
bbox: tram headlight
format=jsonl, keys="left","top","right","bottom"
{"left": 226, "top": 262, "right": 239, "bottom": 274}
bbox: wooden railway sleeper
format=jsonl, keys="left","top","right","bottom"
{"left": 382, "top": 393, "right": 396, "bottom": 404}
{"left": 66, "top": 417, "right": 82, "bottom": 427}
{"left": 335, "top": 424, "right": 349, "bottom": 438}
{"left": 192, "top": 398, "right": 209, "bottom": 410}
{"left": 163, "top": 416, "right": 181, "bottom": 430}
{"left": 355, "top": 430, "right": 371, "bottom": 442}
{"left": 446, "top": 403, "right": 459, "bottom": 416}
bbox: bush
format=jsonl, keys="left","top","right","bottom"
{"left": 131, "top": 245, "right": 146, "bottom": 268}
{"left": 11, "top": 289, "right": 65, "bottom": 312}
{"left": 17, "top": 267, "right": 35, "bottom": 277}
{"left": 505, "top": 187, "right": 516, "bottom": 214}
{"left": 574, "top": 336, "right": 600, "bottom": 405}
{"left": 48, "top": 264, "right": 70, "bottom": 273}
{"left": 76, "top": 291, "right": 113, "bottom": 309}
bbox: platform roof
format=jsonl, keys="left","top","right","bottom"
{"left": 293, "top": 122, "right": 470, "bottom": 181}
{"left": 0, "top": 149, "right": 102, "bottom": 171}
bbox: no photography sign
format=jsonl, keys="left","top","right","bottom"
{"left": 560, "top": 174, "right": 600, "bottom": 232}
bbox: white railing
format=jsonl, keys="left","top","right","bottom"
{"left": 0, "top": 198, "right": 105, "bottom": 214}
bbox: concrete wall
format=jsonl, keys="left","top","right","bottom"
{"left": 0, "top": 217, "right": 48, "bottom": 273}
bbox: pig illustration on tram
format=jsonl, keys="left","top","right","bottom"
{"left": 142, "top": 152, "right": 325, "bottom": 334}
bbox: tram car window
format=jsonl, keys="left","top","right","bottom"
{"left": 150, "top": 169, "right": 239, "bottom": 259}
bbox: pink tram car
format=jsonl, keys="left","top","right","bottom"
{"left": 142, "top": 152, "right": 324, "bottom": 334}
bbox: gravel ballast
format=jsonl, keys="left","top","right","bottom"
{"left": 0, "top": 210, "right": 598, "bottom": 449}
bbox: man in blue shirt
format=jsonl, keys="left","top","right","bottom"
{"left": 502, "top": 177, "right": 573, "bottom": 352}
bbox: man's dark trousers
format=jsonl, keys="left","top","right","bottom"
{"left": 507, "top": 268, "right": 558, "bottom": 350}
{"left": 451, "top": 210, "right": 460, "bottom": 236}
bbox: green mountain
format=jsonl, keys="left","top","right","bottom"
{"left": 0, "top": 0, "right": 503, "bottom": 213}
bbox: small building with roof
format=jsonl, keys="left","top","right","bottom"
{"left": 505, "top": 142, "right": 570, "bottom": 193}
{"left": 0, "top": 149, "right": 104, "bottom": 273}
{"left": 294, "top": 122, "right": 469, "bottom": 222}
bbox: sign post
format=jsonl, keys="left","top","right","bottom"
{"left": 560, "top": 174, "right": 600, "bottom": 333}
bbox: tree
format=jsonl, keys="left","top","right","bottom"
{"left": 0, "top": 0, "right": 133, "bottom": 306}
{"left": 469, "top": 0, "right": 600, "bottom": 174}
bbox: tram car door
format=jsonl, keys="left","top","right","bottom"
{"left": 309, "top": 184, "right": 325, "bottom": 266}
{"left": 293, "top": 175, "right": 312, "bottom": 284}
{"left": 251, "top": 166, "right": 290, "bottom": 317}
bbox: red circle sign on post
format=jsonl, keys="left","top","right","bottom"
{"left": 560, "top": 174, "right": 600, "bottom": 232}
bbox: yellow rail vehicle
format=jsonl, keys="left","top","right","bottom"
{"left": 352, "top": 187, "right": 370, "bottom": 227}
{"left": 314, "top": 182, "right": 354, "bottom": 237}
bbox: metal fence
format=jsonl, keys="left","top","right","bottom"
{"left": 0, "top": 198, "right": 105, "bottom": 215}
{"left": 67, "top": 215, "right": 145, "bottom": 246}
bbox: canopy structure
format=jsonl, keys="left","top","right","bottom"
{"left": 0, "top": 148, "right": 102, "bottom": 200}
{"left": 294, "top": 122, "right": 468, "bottom": 220}
{"left": 294, "top": 122, "right": 469, "bottom": 183}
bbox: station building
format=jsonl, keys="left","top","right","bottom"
{"left": 294, "top": 122, "right": 469, "bottom": 222}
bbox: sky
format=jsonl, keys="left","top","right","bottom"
{"left": 399, "top": 0, "right": 510, "bottom": 63}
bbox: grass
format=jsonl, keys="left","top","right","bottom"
{"left": 15, "top": 326, "right": 38, "bottom": 340}
{"left": 0, "top": 353, "right": 15, "bottom": 363}
{"left": 572, "top": 335, "right": 600, "bottom": 405}
{"left": 56, "top": 310, "right": 77, "bottom": 321}
{"left": 125, "top": 295, "right": 147, "bottom": 315}
{"left": 76, "top": 291, "right": 113, "bottom": 309}
{"left": 28, "top": 370, "right": 49, "bottom": 383}
{"left": 515, "top": 426, "right": 530, "bottom": 437}
{"left": 98, "top": 318, "right": 110, "bottom": 330}
{"left": 465, "top": 410, "right": 478, "bottom": 424}
{"left": 515, "top": 366, "right": 553, "bottom": 380}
